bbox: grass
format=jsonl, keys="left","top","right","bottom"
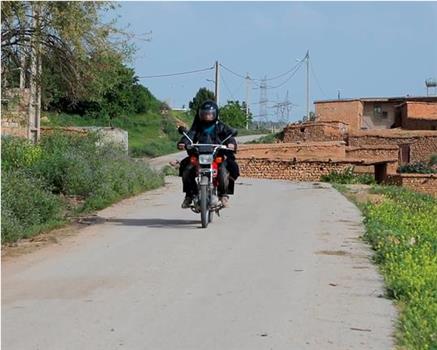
{"left": 42, "top": 110, "right": 194, "bottom": 158}
{"left": 336, "top": 185, "right": 437, "bottom": 350}
{"left": 321, "top": 167, "right": 376, "bottom": 185}
{"left": 1, "top": 133, "right": 165, "bottom": 243}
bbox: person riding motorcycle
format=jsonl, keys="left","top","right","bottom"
{"left": 177, "top": 100, "right": 240, "bottom": 209}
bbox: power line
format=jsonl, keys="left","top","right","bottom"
{"left": 219, "top": 53, "right": 307, "bottom": 82}
{"left": 220, "top": 74, "right": 236, "bottom": 101}
{"left": 253, "top": 59, "right": 305, "bottom": 90}
{"left": 310, "top": 60, "right": 328, "bottom": 98}
{"left": 138, "top": 66, "right": 214, "bottom": 79}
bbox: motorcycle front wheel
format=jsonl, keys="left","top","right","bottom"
{"left": 200, "top": 176, "right": 209, "bottom": 228}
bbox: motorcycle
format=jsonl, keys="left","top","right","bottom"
{"left": 178, "top": 126, "right": 238, "bottom": 228}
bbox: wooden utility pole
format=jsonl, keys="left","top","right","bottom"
{"left": 214, "top": 61, "right": 220, "bottom": 106}
{"left": 306, "top": 50, "right": 310, "bottom": 122}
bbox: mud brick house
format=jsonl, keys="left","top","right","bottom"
{"left": 239, "top": 96, "right": 437, "bottom": 194}
{"left": 314, "top": 96, "right": 437, "bottom": 131}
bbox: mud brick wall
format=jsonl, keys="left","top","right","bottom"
{"left": 348, "top": 131, "right": 437, "bottom": 163}
{"left": 283, "top": 122, "right": 348, "bottom": 142}
{"left": 385, "top": 174, "right": 437, "bottom": 196}
{"left": 401, "top": 102, "right": 437, "bottom": 130}
{"left": 237, "top": 142, "right": 346, "bottom": 160}
{"left": 315, "top": 100, "right": 363, "bottom": 131}
{"left": 346, "top": 145, "right": 399, "bottom": 173}
{"left": 238, "top": 158, "right": 352, "bottom": 182}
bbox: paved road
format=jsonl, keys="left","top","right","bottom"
{"left": 2, "top": 177, "right": 396, "bottom": 350}
{"left": 147, "top": 134, "right": 267, "bottom": 170}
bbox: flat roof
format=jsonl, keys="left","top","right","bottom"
{"left": 315, "top": 96, "right": 437, "bottom": 104}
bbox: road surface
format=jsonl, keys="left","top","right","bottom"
{"left": 2, "top": 177, "right": 396, "bottom": 350}
{"left": 147, "top": 134, "right": 267, "bottom": 170}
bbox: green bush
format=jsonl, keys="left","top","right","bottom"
{"left": 1, "top": 169, "right": 64, "bottom": 242}
{"left": 1, "top": 133, "right": 164, "bottom": 243}
{"left": 398, "top": 162, "right": 436, "bottom": 174}
{"left": 130, "top": 141, "right": 176, "bottom": 158}
{"left": 1, "top": 136, "right": 43, "bottom": 171}
{"left": 321, "top": 167, "right": 375, "bottom": 185}
{"left": 361, "top": 187, "right": 437, "bottom": 349}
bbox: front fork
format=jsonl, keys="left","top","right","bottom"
{"left": 192, "top": 164, "right": 218, "bottom": 211}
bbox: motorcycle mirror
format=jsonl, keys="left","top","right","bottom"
{"left": 178, "top": 126, "right": 187, "bottom": 135}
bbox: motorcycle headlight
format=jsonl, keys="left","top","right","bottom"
{"left": 199, "top": 154, "right": 213, "bottom": 164}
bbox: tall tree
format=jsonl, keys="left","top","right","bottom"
{"left": 1, "top": 1, "right": 132, "bottom": 102}
{"left": 188, "top": 87, "right": 215, "bottom": 116}
{"left": 219, "top": 100, "right": 251, "bottom": 128}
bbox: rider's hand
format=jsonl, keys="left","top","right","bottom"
{"left": 177, "top": 143, "right": 186, "bottom": 150}
{"left": 227, "top": 143, "right": 236, "bottom": 151}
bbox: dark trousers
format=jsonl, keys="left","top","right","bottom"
{"left": 179, "top": 156, "right": 240, "bottom": 197}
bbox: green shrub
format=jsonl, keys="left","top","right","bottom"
{"left": 398, "top": 162, "right": 436, "bottom": 174}
{"left": 321, "top": 167, "right": 375, "bottom": 185}
{"left": 361, "top": 187, "right": 437, "bottom": 349}
{"left": 1, "top": 169, "right": 64, "bottom": 242}
{"left": 161, "top": 164, "right": 178, "bottom": 176}
{"left": 1, "top": 136, "right": 43, "bottom": 171}
{"left": 1, "top": 133, "right": 164, "bottom": 243}
{"left": 130, "top": 140, "right": 176, "bottom": 158}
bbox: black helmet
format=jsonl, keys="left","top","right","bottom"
{"left": 198, "top": 100, "right": 219, "bottom": 123}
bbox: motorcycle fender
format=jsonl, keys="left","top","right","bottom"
{"left": 200, "top": 175, "right": 210, "bottom": 186}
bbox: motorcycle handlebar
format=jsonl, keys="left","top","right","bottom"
{"left": 186, "top": 144, "right": 231, "bottom": 151}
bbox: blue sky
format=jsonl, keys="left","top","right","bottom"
{"left": 113, "top": 1, "right": 437, "bottom": 122}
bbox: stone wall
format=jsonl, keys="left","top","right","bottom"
{"left": 349, "top": 130, "right": 437, "bottom": 163}
{"left": 283, "top": 121, "right": 348, "bottom": 142}
{"left": 315, "top": 100, "right": 363, "bottom": 131}
{"left": 385, "top": 173, "right": 437, "bottom": 196}
{"left": 1, "top": 88, "right": 30, "bottom": 138}
{"left": 237, "top": 142, "right": 346, "bottom": 160}
{"left": 239, "top": 158, "right": 362, "bottom": 182}
{"left": 41, "top": 127, "right": 129, "bottom": 152}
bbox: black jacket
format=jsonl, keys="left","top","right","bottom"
{"left": 178, "top": 120, "right": 238, "bottom": 151}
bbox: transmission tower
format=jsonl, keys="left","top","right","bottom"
{"left": 272, "top": 90, "right": 293, "bottom": 126}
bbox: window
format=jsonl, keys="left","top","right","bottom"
{"left": 373, "top": 105, "right": 382, "bottom": 117}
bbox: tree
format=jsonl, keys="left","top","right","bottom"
{"left": 1, "top": 1, "right": 133, "bottom": 103}
{"left": 188, "top": 88, "right": 215, "bottom": 115}
{"left": 219, "top": 100, "right": 251, "bottom": 129}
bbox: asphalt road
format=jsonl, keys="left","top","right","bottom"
{"left": 2, "top": 177, "right": 396, "bottom": 350}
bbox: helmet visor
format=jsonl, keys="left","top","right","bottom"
{"left": 199, "top": 109, "right": 216, "bottom": 122}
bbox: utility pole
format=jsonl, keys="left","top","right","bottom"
{"left": 28, "top": 2, "right": 41, "bottom": 143}
{"left": 306, "top": 50, "right": 310, "bottom": 122}
{"left": 214, "top": 61, "right": 220, "bottom": 106}
{"left": 245, "top": 73, "right": 251, "bottom": 129}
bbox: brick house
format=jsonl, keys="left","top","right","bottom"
{"left": 314, "top": 96, "right": 437, "bottom": 131}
